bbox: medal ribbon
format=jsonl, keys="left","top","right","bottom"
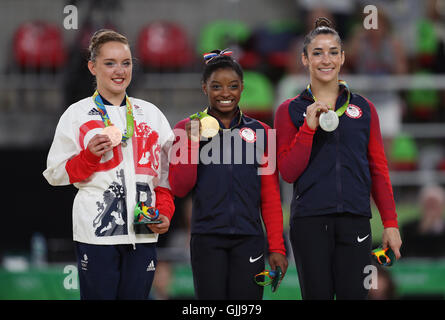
{"left": 306, "top": 80, "right": 351, "bottom": 117}
{"left": 189, "top": 107, "right": 243, "bottom": 130}
{"left": 92, "top": 90, "right": 134, "bottom": 143}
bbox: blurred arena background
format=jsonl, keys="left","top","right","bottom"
{"left": 1, "top": 0, "right": 445, "bottom": 300}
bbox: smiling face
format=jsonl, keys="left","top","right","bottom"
{"left": 202, "top": 67, "right": 243, "bottom": 115}
{"left": 302, "top": 34, "right": 344, "bottom": 85}
{"left": 88, "top": 41, "right": 132, "bottom": 102}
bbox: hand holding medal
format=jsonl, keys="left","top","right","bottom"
{"left": 306, "top": 80, "right": 351, "bottom": 132}
{"left": 93, "top": 90, "right": 134, "bottom": 148}
{"left": 87, "top": 134, "right": 113, "bottom": 157}
{"left": 319, "top": 109, "right": 339, "bottom": 132}
{"left": 188, "top": 111, "right": 220, "bottom": 140}
{"left": 305, "top": 101, "right": 331, "bottom": 131}
{"left": 101, "top": 125, "right": 122, "bottom": 147}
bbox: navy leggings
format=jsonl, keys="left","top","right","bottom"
{"left": 75, "top": 242, "right": 157, "bottom": 300}
{"left": 190, "top": 234, "right": 265, "bottom": 300}
{"left": 289, "top": 213, "right": 372, "bottom": 300}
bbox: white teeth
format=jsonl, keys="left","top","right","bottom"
{"left": 320, "top": 68, "right": 333, "bottom": 72}
{"left": 113, "top": 78, "right": 124, "bottom": 83}
{"left": 219, "top": 100, "right": 232, "bottom": 104}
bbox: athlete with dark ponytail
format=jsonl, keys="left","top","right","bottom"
{"left": 169, "top": 49, "right": 288, "bottom": 299}
{"left": 274, "top": 18, "right": 402, "bottom": 299}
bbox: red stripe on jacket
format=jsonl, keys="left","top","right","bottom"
{"left": 366, "top": 98, "right": 398, "bottom": 228}
{"left": 258, "top": 121, "right": 286, "bottom": 255}
{"left": 65, "top": 148, "right": 102, "bottom": 184}
{"left": 168, "top": 118, "right": 199, "bottom": 198}
{"left": 275, "top": 97, "right": 316, "bottom": 183}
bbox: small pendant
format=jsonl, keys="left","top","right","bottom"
{"left": 122, "top": 141, "right": 127, "bottom": 147}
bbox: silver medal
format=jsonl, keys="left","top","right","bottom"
{"left": 319, "top": 110, "right": 339, "bottom": 132}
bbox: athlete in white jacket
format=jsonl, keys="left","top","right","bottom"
{"left": 43, "top": 29, "right": 175, "bottom": 299}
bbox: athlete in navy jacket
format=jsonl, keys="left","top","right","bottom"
{"left": 169, "top": 50, "right": 287, "bottom": 299}
{"left": 275, "top": 18, "right": 402, "bottom": 300}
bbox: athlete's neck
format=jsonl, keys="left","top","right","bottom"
{"left": 208, "top": 107, "right": 239, "bottom": 129}
{"left": 97, "top": 90, "right": 126, "bottom": 106}
{"left": 310, "top": 78, "right": 340, "bottom": 103}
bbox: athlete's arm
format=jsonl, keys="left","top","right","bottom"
{"left": 65, "top": 134, "right": 111, "bottom": 184}
{"left": 275, "top": 99, "right": 316, "bottom": 183}
{"left": 258, "top": 121, "right": 286, "bottom": 256}
{"left": 366, "top": 99, "right": 398, "bottom": 228}
{"left": 168, "top": 118, "right": 199, "bottom": 197}
{"left": 366, "top": 99, "right": 402, "bottom": 258}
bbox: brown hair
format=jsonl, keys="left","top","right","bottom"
{"left": 302, "top": 17, "right": 342, "bottom": 56}
{"left": 88, "top": 29, "right": 129, "bottom": 62}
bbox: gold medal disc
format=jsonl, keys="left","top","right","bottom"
{"left": 200, "top": 115, "right": 220, "bottom": 138}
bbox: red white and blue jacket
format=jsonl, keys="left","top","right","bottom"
{"left": 275, "top": 86, "right": 398, "bottom": 228}
{"left": 169, "top": 108, "right": 286, "bottom": 255}
{"left": 43, "top": 95, "right": 175, "bottom": 246}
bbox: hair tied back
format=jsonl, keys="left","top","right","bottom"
{"left": 203, "top": 48, "right": 233, "bottom": 64}
{"left": 314, "top": 17, "right": 334, "bottom": 29}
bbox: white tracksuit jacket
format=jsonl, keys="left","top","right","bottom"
{"left": 43, "top": 96, "right": 174, "bottom": 246}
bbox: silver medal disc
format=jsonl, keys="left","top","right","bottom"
{"left": 319, "top": 110, "right": 339, "bottom": 132}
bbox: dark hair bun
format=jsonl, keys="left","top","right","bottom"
{"left": 315, "top": 17, "right": 333, "bottom": 29}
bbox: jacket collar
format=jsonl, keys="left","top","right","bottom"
{"left": 99, "top": 94, "right": 127, "bottom": 107}
{"left": 300, "top": 82, "right": 350, "bottom": 108}
{"left": 206, "top": 106, "right": 243, "bottom": 129}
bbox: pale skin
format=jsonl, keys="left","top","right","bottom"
{"left": 187, "top": 67, "right": 288, "bottom": 275}
{"left": 86, "top": 41, "right": 170, "bottom": 234}
{"left": 303, "top": 34, "right": 402, "bottom": 259}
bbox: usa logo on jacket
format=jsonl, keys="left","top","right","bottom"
{"left": 239, "top": 127, "right": 257, "bottom": 143}
{"left": 345, "top": 104, "right": 363, "bottom": 119}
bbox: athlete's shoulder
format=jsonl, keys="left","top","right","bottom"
{"left": 277, "top": 94, "right": 302, "bottom": 111}
{"left": 131, "top": 97, "right": 172, "bottom": 127}
{"left": 66, "top": 96, "right": 94, "bottom": 112}
{"left": 58, "top": 97, "right": 95, "bottom": 124}
{"left": 130, "top": 97, "right": 161, "bottom": 113}
{"left": 174, "top": 117, "right": 190, "bottom": 130}
{"left": 351, "top": 93, "right": 372, "bottom": 108}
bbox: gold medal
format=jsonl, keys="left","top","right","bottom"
{"left": 200, "top": 114, "right": 219, "bottom": 138}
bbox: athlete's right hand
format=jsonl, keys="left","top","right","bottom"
{"left": 87, "top": 134, "right": 113, "bottom": 157}
{"left": 305, "top": 101, "right": 331, "bottom": 130}
{"left": 185, "top": 119, "right": 201, "bottom": 142}
{"left": 269, "top": 252, "right": 288, "bottom": 276}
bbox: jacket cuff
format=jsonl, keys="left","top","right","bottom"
{"left": 383, "top": 219, "right": 399, "bottom": 229}
{"left": 269, "top": 249, "right": 286, "bottom": 256}
{"left": 84, "top": 147, "right": 102, "bottom": 164}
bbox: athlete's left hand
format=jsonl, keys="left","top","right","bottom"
{"left": 382, "top": 227, "right": 402, "bottom": 260}
{"left": 147, "top": 214, "right": 170, "bottom": 234}
{"left": 268, "top": 252, "right": 288, "bottom": 276}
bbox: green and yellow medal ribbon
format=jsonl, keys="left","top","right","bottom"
{"left": 306, "top": 80, "right": 351, "bottom": 117}
{"left": 92, "top": 90, "right": 134, "bottom": 143}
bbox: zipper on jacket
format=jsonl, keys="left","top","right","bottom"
{"left": 123, "top": 125, "right": 138, "bottom": 249}
{"left": 225, "top": 128, "right": 236, "bottom": 234}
